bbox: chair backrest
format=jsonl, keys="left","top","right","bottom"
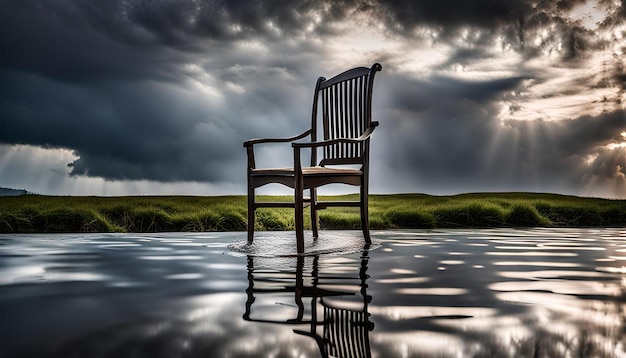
{"left": 310, "top": 63, "right": 382, "bottom": 167}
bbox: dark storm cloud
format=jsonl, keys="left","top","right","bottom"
{"left": 378, "top": 70, "right": 626, "bottom": 193}
{"left": 377, "top": 74, "right": 512, "bottom": 191}
{"left": 377, "top": 0, "right": 531, "bottom": 29}
{"left": 0, "top": 0, "right": 324, "bottom": 183}
{"left": 1, "top": 0, "right": 625, "bottom": 196}
{"left": 0, "top": 2, "right": 188, "bottom": 83}
{"left": 0, "top": 70, "right": 228, "bottom": 181}
{"left": 376, "top": 0, "right": 615, "bottom": 63}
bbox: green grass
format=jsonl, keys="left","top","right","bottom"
{"left": 0, "top": 192, "right": 625, "bottom": 233}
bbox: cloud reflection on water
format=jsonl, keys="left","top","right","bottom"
{"left": 0, "top": 229, "right": 625, "bottom": 357}
{"left": 365, "top": 228, "right": 626, "bottom": 357}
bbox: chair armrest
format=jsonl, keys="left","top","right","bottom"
{"left": 243, "top": 129, "right": 312, "bottom": 147}
{"left": 292, "top": 123, "right": 378, "bottom": 149}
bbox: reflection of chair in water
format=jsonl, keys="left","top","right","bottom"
{"left": 311, "top": 299, "right": 374, "bottom": 358}
{"left": 243, "top": 249, "right": 373, "bottom": 358}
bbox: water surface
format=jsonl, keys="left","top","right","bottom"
{"left": 1, "top": 229, "right": 625, "bottom": 357}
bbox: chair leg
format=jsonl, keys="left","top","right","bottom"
{"left": 295, "top": 179, "right": 305, "bottom": 254}
{"left": 295, "top": 255, "right": 305, "bottom": 320}
{"left": 247, "top": 186, "right": 255, "bottom": 244}
{"left": 243, "top": 256, "right": 255, "bottom": 320}
{"left": 310, "top": 188, "right": 319, "bottom": 239}
{"left": 360, "top": 184, "right": 372, "bottom": 244}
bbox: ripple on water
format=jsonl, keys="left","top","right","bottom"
{"left": 227, "top": 231, "right": 380, "bottom": 257}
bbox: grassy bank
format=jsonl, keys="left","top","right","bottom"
{"left": 0, "top": 193, "right": 625, "bottom": 233}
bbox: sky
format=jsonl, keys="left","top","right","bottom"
{"left": 1, "top": 0, "right": 625, "bottom": 198}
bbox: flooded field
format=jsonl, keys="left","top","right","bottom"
{"left": 1, "top": 229, "right": 625, "bottom": 357}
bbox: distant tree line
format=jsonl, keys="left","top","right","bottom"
{"left": 0, "top": 187, "right": 30, "bottom": 197}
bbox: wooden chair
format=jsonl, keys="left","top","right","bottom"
{"left": 243, "top": 63, "right": 382, "bottom": 253}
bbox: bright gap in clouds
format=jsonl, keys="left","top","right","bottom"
{"left": 568, "top": 0, "right": 610, "bottom": 31}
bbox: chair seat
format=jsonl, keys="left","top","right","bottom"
{"left": 251, "top": 166, "right": 362, "bottom": 177}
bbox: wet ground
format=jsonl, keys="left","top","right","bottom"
{"left": 1, "top": 229, "right": 625, "bottom": 357}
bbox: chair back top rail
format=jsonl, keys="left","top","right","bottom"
{"left": 319, "top": 66, "right": 371, "bottom": 90}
